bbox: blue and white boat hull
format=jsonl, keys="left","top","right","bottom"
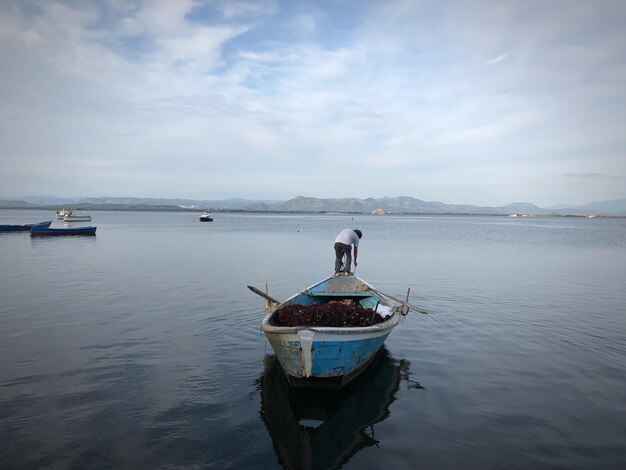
{"left": 260, "top": 275, "right": 401, "bottom": 389}
{"left": 262, "top": 319, "right": 399, "bottom": 388}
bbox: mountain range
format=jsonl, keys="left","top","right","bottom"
{"left": 1, "top": 195, "right": 625, "bottom": 216}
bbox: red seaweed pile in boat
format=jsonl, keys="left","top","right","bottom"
{"left": 273, "top": 299, "right": 386, "bottom": 327}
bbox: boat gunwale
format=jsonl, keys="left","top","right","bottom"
{"left": 0, "top": 220, "right": 52, "bottom": 230}
{"left": 31, "top": 226, "right": 96, "bottom": 231}
{"left": 30, "top": 226, "right": 97, "bottom": 236}
{"left": 260, "top": 312, "right": 400, "bottom": 335}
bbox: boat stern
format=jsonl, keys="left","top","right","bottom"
{"left": 262, "top": 315, "right": 399, "bottom": 389}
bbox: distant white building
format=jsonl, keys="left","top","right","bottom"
{"left": 371, "top": 208, "right": 387, "bottom": 215}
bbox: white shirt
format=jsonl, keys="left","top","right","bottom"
{"left": 335, "top": 229, "right": 359, "bottom": 247}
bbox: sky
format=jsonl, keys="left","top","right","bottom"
{"left": 1, "top": 0, "right": 625, "bottom": 207}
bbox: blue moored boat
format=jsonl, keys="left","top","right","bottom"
{"left": 0, "top": 220, "right": 52, "bottom": 232}
{"left": 30, "top": 225, "right": 96, "bottom": 237}
{"left": 253, "top": 275, "right": 417, "bottom": 389}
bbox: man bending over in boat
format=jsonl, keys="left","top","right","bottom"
{"left": 333, "top": 229, "right": 362, "bottom": 277}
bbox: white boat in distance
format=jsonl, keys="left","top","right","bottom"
{"left": 63, "top": 210, "right": 92, "bottom": 222}
{"left": 199, "top": 211, "right": 213, "bottom": 222}
{"left": 56, "top": 208, "right": 71, "bottom": 219}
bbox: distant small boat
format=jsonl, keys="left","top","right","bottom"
{"left": 199, "top": 211, "right": 213, "bottom": 222}
{"left": 63, "top": 210, "right": 92, "bottom": 222}
{"left": 56, "top": 208, "right": 71, "bottom": 219}
{"left": 0, "top": 220, "right": 52, "bottom": 232}
{"left": 31, "top": 226, "right": 96, "bottom": 237}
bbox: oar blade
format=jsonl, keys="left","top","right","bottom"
{"left": 247, "top": 285, "right": 281, "bottom": 305}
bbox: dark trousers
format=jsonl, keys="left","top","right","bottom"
{"left": 334, "top": 242, "right": 352, "bottom": 273}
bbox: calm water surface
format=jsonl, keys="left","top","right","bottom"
{"left": 1, "top": 210, "right": 625, "bottom": 469}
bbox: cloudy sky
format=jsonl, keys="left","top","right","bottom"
{"left": 1, "top": 0, "right": 625, "bottom": 206}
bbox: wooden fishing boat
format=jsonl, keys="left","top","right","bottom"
{"left": 199, "top": 210, "right": 213, "bottom": 222}
{"left": 30, "top": 225, "right": 96, "bottom": 237}
{"left": 0, "top": 220, "right": 52, "bottom": 232}
{"left": 251, "top": 275, "right": 425, "bottom": 389}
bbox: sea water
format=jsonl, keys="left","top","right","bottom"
{"left": 1, "top": 209, "right": 625, "bottom": 469}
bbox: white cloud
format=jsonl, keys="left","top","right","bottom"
{"left": 485, "top": 53, "right": 508, "bottom": 65}
{"left": 218, "top": 0, "right": 279, "bottom": 20}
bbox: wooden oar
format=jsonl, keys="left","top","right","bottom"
{"left": 367, "top": 286, "right": 429, "bottom": 315}
{"left": 247, "top": 285, "right": 281, "bottom": 305}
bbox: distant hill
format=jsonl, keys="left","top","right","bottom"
{"left": 12, "top": 195, "right": 78, "bottom": 205}
{"left": 0, "top": 199, "right": 31, "bottom": 208}
{"left": 5, "top": 196, "right": 279, "bottom": 210}
{"left": 250, "top": 196, "right": 552, "bottom": 215}
{"left": 247, "top": 196, "right": 626, "bottom": 215}
{"left": 577, "top": 198, "right": 626, "bottom": 215}
{"left": 76, "top": 196, "right": 280, "bottom": 210}
{"left": 547, "top": 198, "right": 626, "bottom": 216}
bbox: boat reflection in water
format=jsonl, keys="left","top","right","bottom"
{"left": 259, "top": 347, "right": 420, "bottom": 470}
